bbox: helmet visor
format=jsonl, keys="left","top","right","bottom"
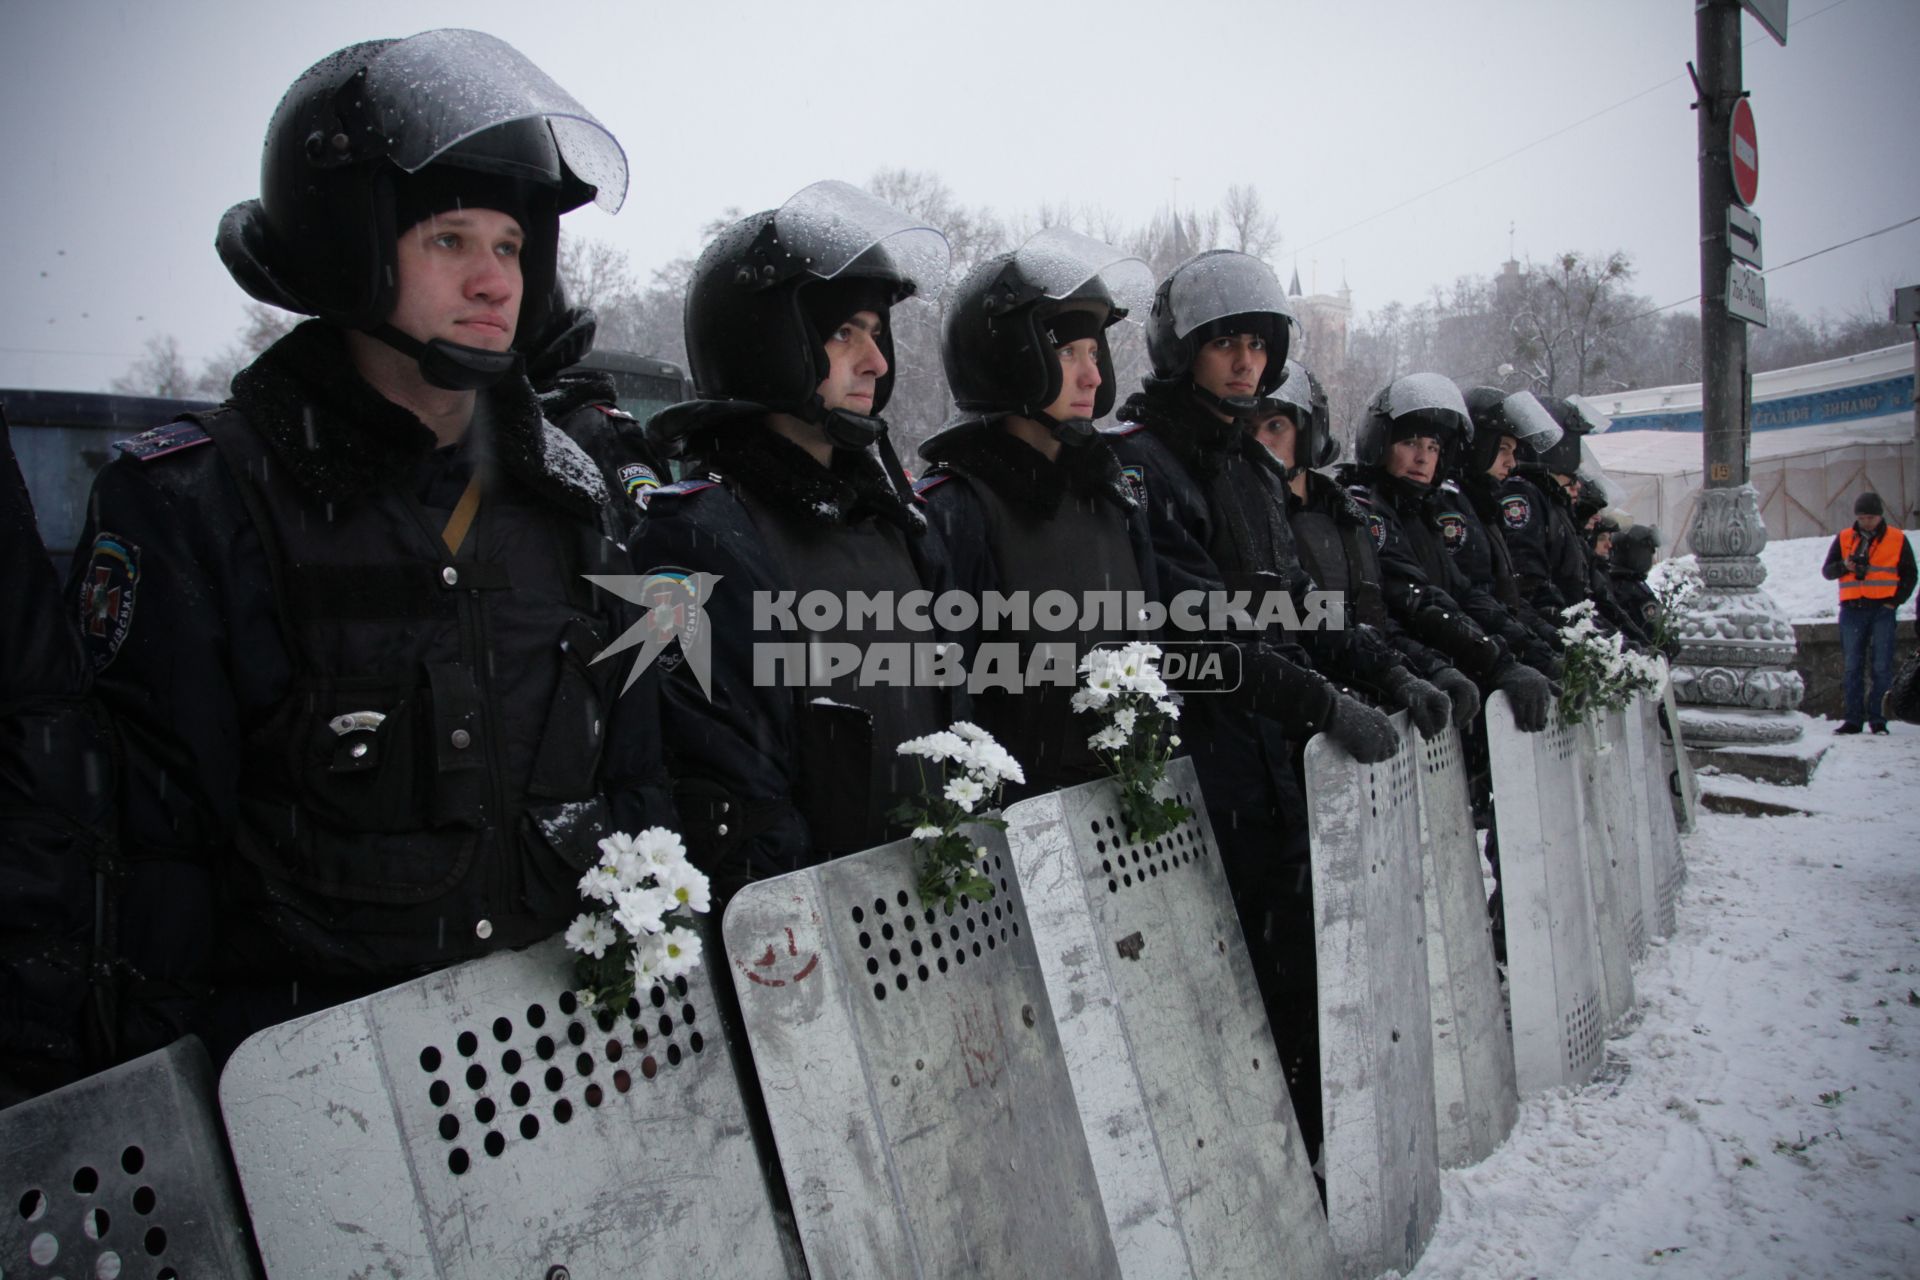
{"left": 1501, "top": 390, "right": 1563, "bottom": 454}
{"left": 362, "top": 29, "right": 628, "bottom": 212}
{"left": 1164, "top": 252, "right": 1293, "bottom": 339}
{"left": 1012, "top": 226, "right": 1154, "bottom": 316}
{"left": 1578, "top": 441, "right": 1625, "bottom": 506}
{"left": 1566, "top": 395, "right": 1612, "bottom": 434}
{"left": 773, "top": 180, "right": 952, "bottom": 300}
{"left": 1384, "top": 372, "right": 1471, "bottom": 423}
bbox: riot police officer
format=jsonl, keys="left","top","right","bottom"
{"left": 639, "top": 181, "right": 957, "bottom": 900}
{"left": 64, "top": 31, "right": 668, "bottom": 1067}
{"left": 1104, "top": 249, "right": 1398, "bottom": 1163}
{"left": 1338, "top": 375, "right": 1556, "bottom": 733}
{"left": 916, "top": 228, "right": 1161, "bottom": 795}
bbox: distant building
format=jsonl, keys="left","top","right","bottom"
{"left": 1287, "top": 264, "right": 1352, "bottom": 366}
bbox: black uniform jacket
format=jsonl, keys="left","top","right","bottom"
{"left": 67, "top": 321, "right": 671, "bottom": 1063}
{"left": 916, "top": 417, "right": 1160, "bottom": 796}
{"left": 634, "top": 409, "right": 957, "bottom": 897}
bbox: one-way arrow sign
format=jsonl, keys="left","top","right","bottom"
{"left": 1727, "top": 205, "right": 1763, "bottom": 268}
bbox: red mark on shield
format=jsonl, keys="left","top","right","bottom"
{"left": 739, "top": 925, "right": 820, "bottom": 988}
{"left": 954, "top": 1001, "right": 1006, "bottom": 1089}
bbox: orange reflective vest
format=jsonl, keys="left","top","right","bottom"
{"left": 1838, "top": 525, "right": 1907, "bottom": 603}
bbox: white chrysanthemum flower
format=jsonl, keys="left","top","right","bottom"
{"left": 1089, "top": 724, "right": 1129, "bottom": 752}
{"left": 577, "top": 864, "right": 622, "bottom": 906}
{"left": 1071, "top": 685, "right": 1114, "bottom": 714}
{"left": 659, "top": 928, "right": 704, "bottom": 979}
{"left": 1112, "top": 706, "right": 1138, "bottom": 735}
{"left": 654, "top": 858, "right": 711, "bottom": 915}
{"left": 564, "top": 912, "right": 616, "bottom": 959}
{"left": 596, "top": 831, "right": 641, "bottom": 865}
{"left": 963, "top": 739, "right": 1025, "bottom": 788}
{"left": 607, "top": 847, "right": 649, "bottom": 890}
{"left": 629, "top": 933, "right": 668, "bottom": 981}
{"left": 1169, "top": 734, "right": 1182, "bottom": 747}
{"left": 613, "top": 885, "right": 673, "bottom": 939}
{"left": 951, "top": 721, "right": 990, "bottom": 743}
{"left": 944, "top": 775, "right": 985, "bottom": 813}
{"left": 634, "top": 826, "right": 687, "bottom": 869}
{"left": 1154, "top": 697, "right": 1180, "bottom": 718}
{"left": 911, "top": 824, "right": 945, "bottom": 841}
{"left": 898, "top": 730, "right": 969, "bottom": 763}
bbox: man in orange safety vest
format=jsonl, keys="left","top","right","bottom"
{"left": 1822, "top": 492, "right": 1916, "bottom": 734}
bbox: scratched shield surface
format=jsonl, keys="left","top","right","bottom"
{"left": 218, "top": 931, "right": 796, "bottom": 1278}
{"left": 1578, "top": 709, "right": 1644, "bottom": 1023}
{"left": 1002, "top": 757, "right": 1336, "bottom": 1280}
{"left": 1659, "top": 682, "right": 1700, "bottom": 836}
{"left": 1628, "top": 693, "right": 1684, "bottom": 938}
{"left": 3, "top": 1037, "right": 262, "bottom": 1279}
{"left": 1303, "top": 715, "right": 1441, "bottom": 1280}
{"left": 1486, "top": 692, "right": 1606, "bottom": 1095}
{"left": 722, "top": 829, "right": 1119, "bottom": 1280}
{"left": 1410, "top": 725, "right": 1517, "bottom": 1169}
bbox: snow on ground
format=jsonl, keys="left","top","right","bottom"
{"left": 1409, "top": 716, "right": 1920, "bottom": 1279}
{"left": 1757, "top": 535, "right": 1844, "bottom": 624}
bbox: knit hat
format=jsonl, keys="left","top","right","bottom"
{"left": 1855, "top": 492, "right": 1884, "bottom": 517}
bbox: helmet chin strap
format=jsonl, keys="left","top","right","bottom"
{"left": 1187, "top": 381, "right": 1265, "bottom": 425}
{"left": 1036, "top": 411, "right": 1096, "bottom": 447}
{"left": 372, "top": 324, "right": 524, "bottom": 392}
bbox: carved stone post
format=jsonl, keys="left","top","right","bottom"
{"left": 1670, "top": 484, "right": 1804, "bottom": 743}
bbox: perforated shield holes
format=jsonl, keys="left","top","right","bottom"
{"left": 419, "top": 977, "right": 706, "bottom": 1175}
{"left": 1087, "top": 789, "right": 1212, "bottom": 895}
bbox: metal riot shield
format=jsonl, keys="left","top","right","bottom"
{"left": 722, "top": 828, "right": 1120, "bottom": 1279}
{"left": 2, "top": 1037, "right": 262, "bottom": 1278}
{"left": 1578, "top": 709, "right": 1646, "bottom": 1025}
{"left": 1660, "top": 682, "right": 1699, "bottom": 837}
{"left": 218, "top": 931, "right": 798, "bottom": 1278}
{"left": 1486, "top": 692, "right": 1607, "bottom": 1094}
{"left": 1628, "top": 693, "right": 1683, "bottom": 937}
{"left": 1304, "top": 713, "right": 1442, "bottom": 1279}
{"left": 1002, "top": 757, "right": 1336, "bottom": 1280}
{"left": 1411, "top": 725, "right": 1518, "bottom": 1168}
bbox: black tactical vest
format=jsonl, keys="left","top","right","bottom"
{"left": 966, "top": 476, "right": 1145, "bottom": 792}
{"left": 198, "top": 409, "right": 626, "bottom": 978}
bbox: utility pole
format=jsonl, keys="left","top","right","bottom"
{"left": 1695, "top": 0, "right": 1748, "bottom": 491}
{"left": 1672, "top": 0, "right": 1807, "bottom": 748}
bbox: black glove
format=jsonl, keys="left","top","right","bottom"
{"left": 1431, "top": 665, "right": 1482, "bottom": 729}
{"left": 1243, "top": 642, "right": 1339, "bottom": 739}
{"left": 1495, "top": 661, "right": 1555, "bottom": 733}
{"left": 1382, "top": 666, "right": 1451, "bottom": 737}
{"left": 1324, "top": 694, "right": 1400, "bottom": 763}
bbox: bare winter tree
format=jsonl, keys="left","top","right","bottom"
{"left": 109, "top": 334, "right": 197, "bottom": 398}
{"left": 194, "top": 301, "right": 297, "bottom": 398}
{"left": 1506, "top": 250, "right": 1636, "bottom": 396}
{"left": 1221, "top": 184, "right": 1283, "bottom": 264}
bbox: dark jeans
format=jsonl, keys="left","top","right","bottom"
{"left": 1839, "top": 602, "right": 1897, "bottom": 725}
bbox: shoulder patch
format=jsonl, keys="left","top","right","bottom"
{"left": 617, "top": 462, "right": 661, "bottom": 506}
{"left": 1367, "top": 512, "right": 1388, "bottom": 551}
{"left": 1120, "top": 463, "right": 1147, "bottom": 505}
{"left": 1500, "top": 493, "right": 1532, "bottom": 531}
{"left": 639, "top": 476, "right": 719, "bottom": 510}
{"left": 77, "top": 533, "right": 141, "bottom": 671}
{"left": 113, "top": 419, "right": 210, "bottom": 463}
{"left": 1437, "top": 510, "right": 1469, "bottom": 554}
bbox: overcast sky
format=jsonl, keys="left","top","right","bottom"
{"left": 2, "top": 0, "right": 1914, "bottom": 393}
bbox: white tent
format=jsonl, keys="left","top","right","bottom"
{"left": 1583, "top": 345, "right": 1917, "bottom": 556}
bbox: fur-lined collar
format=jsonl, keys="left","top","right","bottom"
{"left": 693, "top": 417, "right": 922, "bottom": 534}
{"left": 1115, "top": 381, "right": 1243, "bottom": 480}
{"left": 228, "top": 320, "right": 607, "bottom": 521}
{"left": 921, "top": 417, "right": 1133, "bottom": 518}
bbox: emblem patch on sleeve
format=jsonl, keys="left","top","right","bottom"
{"left": 1120, "top": 464, "right": 1146, "bottom": 505}
{"left": 1500, "top": 494, "right": 1532, "bottom": 530}
{"left": 1367, "top": 512, "right": 1388, "bottom": 550}
{"left": 78, "top": 533, "right": 141, "bottom": 671}
{"left": 618, "top": 462, "right": 661, "bottom": 506}
{"left": 1437, "top": 511, "right": 1468, "bottom": 554}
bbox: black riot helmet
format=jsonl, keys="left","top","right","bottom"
{"left": 1463, "top": 385, "right": 1563, "bottom": 476}
{"left": 1355, "top": 373, "right": 1473, "bottom": 478}
{"left": 663, "top": 180, "right": 950, "bottom": 456}
{"left": 1263, "top": 359, "right": 1334, "bottom": 472}
{"left": 1145, "top": 250, "right": 1293, "bottom": 419}
{"left": 1536, "top": 395, "right": 1607, "bottom": 476}
{"left": 216, "top": 29, "right": 628, "bottom": 390}
{"left": 939, "top": 227, "right": 1152, "bottom": 445}
{"left": 1614, "top": 524, "right": 1660, "bottom": 576}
